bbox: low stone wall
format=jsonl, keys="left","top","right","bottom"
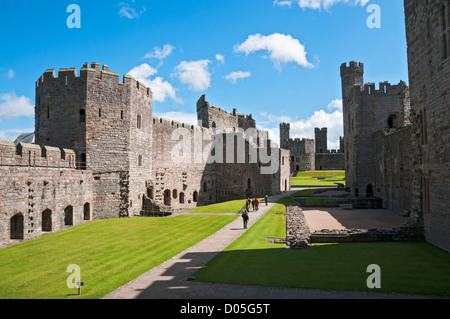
{"left": 285, "top": 204, "right": 311, "bottom": 249}
{"left": 284, "top": 202, "right": 424, "bottom": 248}
{"left": 296, "top": 197, "right": 383, "bottom": 209}
{"left": 310, "top": 227, "right": 424, "bottom": 243}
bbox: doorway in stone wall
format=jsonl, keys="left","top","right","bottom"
{"left": 366, "top": 184, "right": 374, "bottom": 197}
{"left": 164, "top": 190, "right": 171, "bottom": 206}
{"left": 42, "top": 209, "right": 52, "bottom": 232}
{"left": 64, "top": 206, "right": 73, "bottom": 226}
{"left": 10, "top": 214, "right": 24, "bottom": 240}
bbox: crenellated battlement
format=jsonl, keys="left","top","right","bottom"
{"left": 36, "top": 62, "right": 153, "bottom": 98}
{"left": 152, "top": 116, "right": 208, "bottom": 132}
{"left": 358, "top": 80, "right": 408, "bottom": 96}
{"left": 0, "top": 140, "right": 77, "bottom": 168}
{"left": 340, "top": 61, "right": 364, "bottom": 76}
{"left": 196, "top": 95, "right": 255, "bottom": 125}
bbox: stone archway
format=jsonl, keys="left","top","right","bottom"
{"left": 164, "top": 190, "right": 171, "bottom": 206}
{"left": 64, "top": 206, "right": 73, "bottom": 226}
{"left": 42, "top": 209, "right": 52, "bottom": 232}
{"left": 10, "top": 214, "right": 24, "bottom": 240}
{"left": 83, "top": 203, "right": 91, "bottom": 221}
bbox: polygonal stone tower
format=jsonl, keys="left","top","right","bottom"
{"left": 35, "top": 62, "right": 153, "bottom": 218}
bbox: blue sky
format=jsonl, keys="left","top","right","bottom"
{"left": 0, "top": 0, "right": 408, "bottom": 148}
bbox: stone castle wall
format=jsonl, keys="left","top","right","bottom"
{"left": 0, "top": 142, "right": 93, "bottom": 248}
{"left": 404, "top": 0, "right": 450, "bottom": 251}
{"left": 341, "top": 61, "right": 411, "bottom": 198}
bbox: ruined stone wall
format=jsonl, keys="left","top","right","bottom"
{"left": 404, "top": 0, "right": 450, "bottom": 252}
{"left": 315, "top": 153, "right": 345, "bottom": 171}
{"left": 279, "top": 149, "right": 292, "bottom": 192}
{"left": 374, "top": 127, "right": 413, "bottom": 214}
{"left": 196, "top": 95, "right": 255, "bottom": 131}
{"left": 282, "top": 137, "right": 315, "bottom": 174}
{"left": 151, "top": 117, "right": 216, "bottom": 208}
{"left": 0, "top": 141, "right": 93, "bottom": 248}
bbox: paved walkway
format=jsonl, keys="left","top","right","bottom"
{"left": 103, "top": 190, "right": 446, "bottom": 300}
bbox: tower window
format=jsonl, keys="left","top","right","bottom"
{"left": 441, "top": 3, "right": 450, "bottom": 59}
{"left": 99, "top": 108, "right": 102, "bottom": 118}
{"left": 138, "top": 155, "right": 142, "bottom": 167}
{"left": 79, "top": 109, "right": 86, "bottom": 123}
{"left": 137, "top": 115, "right": 142, "bottom": 129}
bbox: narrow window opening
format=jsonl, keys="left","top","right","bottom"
{"left": 79, "top": 109, "right": 86, "bottom": 123}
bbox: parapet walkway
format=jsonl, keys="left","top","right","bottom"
{"left": 103, "top": 191, "right": 444, "bottom": 300}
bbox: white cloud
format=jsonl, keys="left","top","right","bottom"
{"left": 260, "top": 99, "right": 344, "bottom": 149}
{"left": 0, "top": 128, "right": 34, "bottom": 142}
{"left": 234, "top": 33, "right": 313, "bottom": 69}
{"left": 260, "top": 111, "right": 293, "bottom": 124}
{"left": 174, "top": 60, "right": 212, "bottom": 91}
{"left": 273, "top": 0, "right": 293, "bottom": 7}
{"left": 327, "top": 98, "right": 342, "bottom": 111}
{"left": 6, "top": 69, "right": 15, "bottom": 79}
{"left": 144, "top": 44, "right": 175, "bottom": 60}
{"left": 128, "top": 63, "right": 182, "bottom": 104}
{"left": 297, "top": 0, "right": 370, "bottom": 11}
{"left": 215, "top": 54, "right": 225, "bottom": 64}
{"left": 119, "top": 1, "right": 146, "bottom": 19}
{"left": 0, "top": 92, "right": 34, "bottom": 122}
{"left": 224, "top": 71, "right": 251, "bottom": 84}
{"left": 289, "top": 109, "right": 343, "bottom": 149}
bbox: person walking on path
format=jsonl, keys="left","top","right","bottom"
{"left": 246, "top": 198, "right": 251, "bottom": 213}
{"left": 265, "top": 195, "right": 269, "bottom": 206}
{"left": 253, "top": 198, "right": 259, "bottom": 211}
{"left": 241, "top": 209, "right": 249, "bottom": 229}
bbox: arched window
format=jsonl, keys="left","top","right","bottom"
{"left": 42, "top": 209, "right": 52, "bottom": 232}
{"left": 211, "top": 122, "right": 216, "bottom": 129}
{"left": 179, "top": 192, "right": 185, "bottom": 204}
{"left": 64, "top": 206, "right": 73, "bottom": 226}
{"left": 193, "top": 191, "right": 198, "bottom": 203}
{"left": 164, "top": 190, "right": 171, "bottom": 206}
{"left": 173, "top": 189, "right": 178, "bottom": 199}
{"left": 10, "top": 214, "right": 24, "bottom": 240}
{"left": 83, "top": 203, "right": 91, "bottom": 221}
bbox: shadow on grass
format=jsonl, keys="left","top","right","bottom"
{"left": 131, "top": 242, "right": 450, "bottom": 299}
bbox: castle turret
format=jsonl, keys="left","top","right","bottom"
{"left": 35, "top": 62, "right": 153, "bottom": 218}
{"left": 280, "top": 123, "right": 290, "bottom": 148}
{"left": 340, "top": 61, "right": 364, "bottom": 101}
{"left": 314, "top": 127, "right": 328, "bottom": 153}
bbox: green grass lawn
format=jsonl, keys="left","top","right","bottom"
{"left": 190, "top": 198, "right": 265, "bottom": 213}
{"left": 0, "top": 215, "right": 236, "bottom": 299}
{"left": 193, "top": 197, "right": 450, "bottom": 297}
{"left": 291, "top": 170, "right": 345, "bottom": 187}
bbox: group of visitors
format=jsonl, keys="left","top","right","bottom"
{"left": 240, "top": 195, "right": 269, "bottom": 229}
